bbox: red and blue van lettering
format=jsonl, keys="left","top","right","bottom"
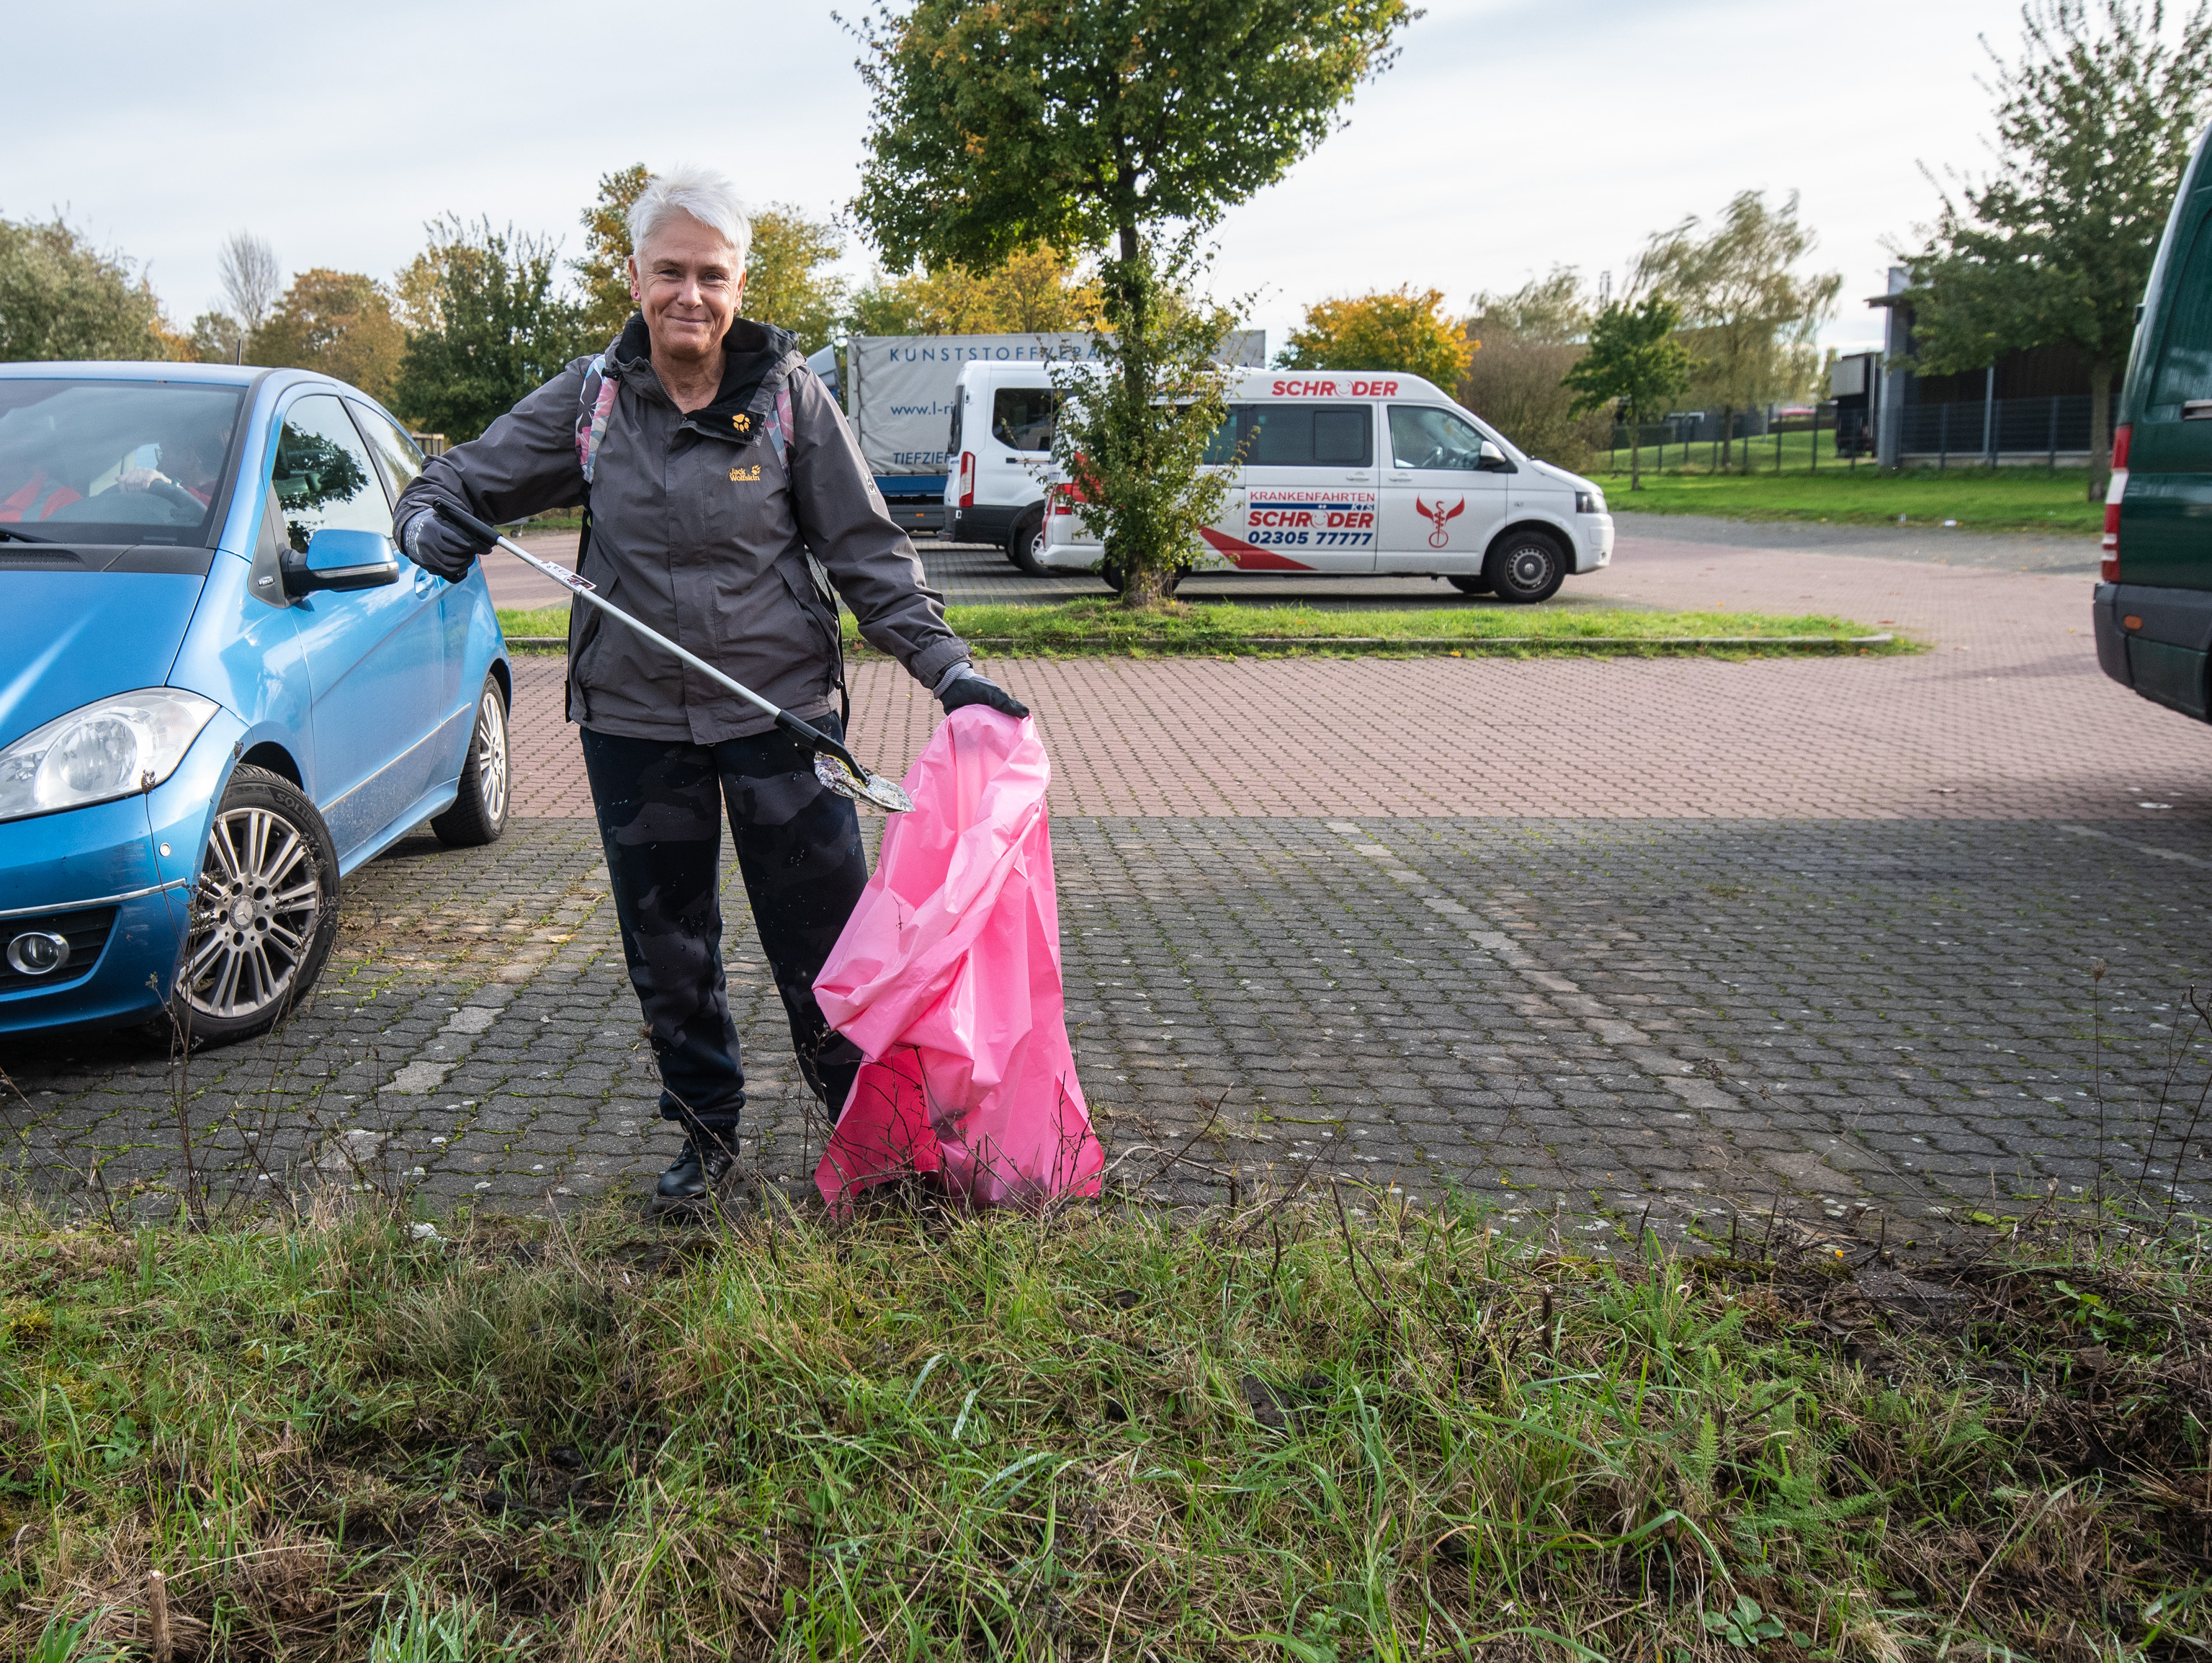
{"left": 1347, "top": 380, "right": 1399, "bottom": 397}
{"left": 1268, "top": 379, "right": 1338, "bottom": 397}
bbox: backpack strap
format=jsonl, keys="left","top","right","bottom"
{"left": 573, "top": 345, "right": 621, "bottom": 568}
{"left": 576, "top": 349, "right": 619, "bottom": 484}
{"left": 563, "top": 344, "right": 622, "bottom": 724}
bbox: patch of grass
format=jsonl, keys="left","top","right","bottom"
{"left": 498, "top": 599, "right": 1909, "bottom": 659}
{"left": 1591, "top": 457, "right": 2102, "bottom": 535}
{"left": 496, "top": 606, "right": 570, "bottom": 640}
{"left": 4, "top": 1193, "right": 2208, "bottom": 1659}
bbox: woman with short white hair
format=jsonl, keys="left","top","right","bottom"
{"left": 394, "top": 166, "right": 1026, "bottom": 1206}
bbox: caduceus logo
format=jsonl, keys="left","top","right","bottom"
{"left": 1418, "top": 496, "right": 1465, "bottom": 547}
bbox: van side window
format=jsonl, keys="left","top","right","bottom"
{"left": 1242, "top": 403, "right": 1374, "bottom": 467}
{"left": 1203, "top": 407, "right": 1245, "bottom": 465}
{"left": 1389, "top": 405, "right": 1490, "bottom": 471}
{"left": 2150, "top": 213, "right": 2212, "bottom": 409}
{"left": 991, "top": 388, "right": 1058, "bottom": 452}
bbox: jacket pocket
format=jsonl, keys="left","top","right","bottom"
{"left": 567, "top": 564, "right": 626, "bottom": 712}
{"left": 774, "top": 555, "right": 844, "bottom": 707}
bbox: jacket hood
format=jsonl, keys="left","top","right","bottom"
{"left": 0, "top": 570, "right": 207, "bottom": 748}
{"left": 606, "top": 314, "right": 803, "bottom": 447}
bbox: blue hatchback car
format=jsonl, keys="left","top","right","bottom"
{"left": 0, "top": 363, "right": 511, "bottom": 1044}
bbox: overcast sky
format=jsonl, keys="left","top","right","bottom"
{"left": 9, "top": 0, "right": 2048, "bottom": 359}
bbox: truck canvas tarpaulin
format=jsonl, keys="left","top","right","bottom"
{"left": 845, "top": 335, "right": 1101, "bottom": 477}
{"left": 843, "top": 331, "right": 1268, "bottom": 478}
{"left": 812, "top": 707, "right": 1105, "bottom": 1209}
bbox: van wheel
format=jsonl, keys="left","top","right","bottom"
{"left": 1448, "top": 574, "right": 1493, "bottom": 596}
{"left": 1484, "top": 531, "right": 1566, "bottom": 604}
{"left": 171, "top": 766, "right": 340, "bottom": 1047}
{"left": 1007, "top": 507, "right": 1049, "bottom": 575}
{"left": 432, "top": 673, "right": 511, "bottom": 847}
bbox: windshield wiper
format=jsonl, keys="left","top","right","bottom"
{"left": 0, "top": 525, "right": 52, "bottom": 544}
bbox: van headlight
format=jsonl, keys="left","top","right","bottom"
{"left": 1575, "top": 489, "right": 1606, "bottom": 516}
{"left": 0, "top": 689, "right": 219, "bottom": 823}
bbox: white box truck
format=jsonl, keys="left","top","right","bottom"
{"left": 807, "top": 332, "right": 1263, "bottom": 551}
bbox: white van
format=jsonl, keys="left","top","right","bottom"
{"left": 942, "top": 361, "right": 1062, "bottom": 573}
{"left": 1040, "top": 369, "right": 1614, "bottom": 601}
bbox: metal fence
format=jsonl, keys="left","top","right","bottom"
{"left": 1603, "top": 412, "right": 1847, "bottom": 474}
{"left": 1602, "top": 391, "right": 2115, "bottom": 474}
{"left": 1885, "top": 394, "right": 2107, "bottom": 467}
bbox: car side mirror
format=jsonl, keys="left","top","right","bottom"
{"left": 284, "top": 527, "right": 401, "bottom": 597}
{"left": 1478, "top": 439, "right": 1514, "bottom": 472}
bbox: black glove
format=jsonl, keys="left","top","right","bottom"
{"left": 938, "top": 668, "right": 1030, "bottom": 719}
{"left": 401, "top": 505, "right": 492, "bottom": 581}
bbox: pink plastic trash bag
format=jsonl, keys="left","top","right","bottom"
{"left": 813, "top": 707, "right": 1105, "bottom": 1209}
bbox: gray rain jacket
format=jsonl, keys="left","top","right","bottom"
{"left": 393, "top": 316, "right": 968, "bottom": 743}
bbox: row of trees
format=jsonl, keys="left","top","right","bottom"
{"left": 1291, "top": 1, "right": 2212, "bottom": 503}
{"left": 1281, "top": 189, "right": 1840, "bottom": 485}
{"left": 4, "top": 165, "right": 1116, "bottom": 444}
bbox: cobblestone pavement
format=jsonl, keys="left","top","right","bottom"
{"left": 6, "top": 814, "right": 2210, "bottom": 1242}
{"left": 510, "top": 528, "right": 2202, "bottom": 822}
{"left": 9, "top": 521, "right": 2211, "bottom": 1237}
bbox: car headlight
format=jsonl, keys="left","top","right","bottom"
{"left": 1575, "top": 489, "right": 1607, "bottom": 516}
{"left": 0, "top": 689, "right": 220, "bottom": 824}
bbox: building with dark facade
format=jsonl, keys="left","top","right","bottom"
{"left": 1855, "top": 266, "right": 2108, "bottom": 467}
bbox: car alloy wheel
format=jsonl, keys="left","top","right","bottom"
{"left": 470, "top": 688, "right": 509, "bottom": 822}
{"left": 433, "top": 673, "right": 513, "bottom": 847}
{"left": 180, "top": 804, "right": 323, "bottom": 1023}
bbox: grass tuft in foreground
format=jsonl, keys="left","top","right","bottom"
{"left": 498, "top": 599, "right": 1907, "bottom": 658}
{"left": 4, "top": 1191, "right": 2207, "bottom": 1659}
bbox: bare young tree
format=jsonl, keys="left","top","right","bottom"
{"left": 1635, "top": 192, "right": 1840, "bottom": 470}
{"left": 217, "top": 230, "right": 281, "bottom": 341}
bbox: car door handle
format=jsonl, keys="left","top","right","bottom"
{"left": 2185, "top": 400, "right": 2212, "bottom": 420}
{"left": 413, "top": 567, "right": 438, "bottom": 593}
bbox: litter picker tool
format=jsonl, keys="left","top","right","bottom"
{"left": 430, "top": 499, "right": 914, "bottom": 813}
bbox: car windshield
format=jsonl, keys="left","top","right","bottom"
{"left": 0, "top": 380, "right": 243, "bottom": 546}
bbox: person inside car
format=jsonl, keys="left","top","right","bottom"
{"left": 115, "top": 418, "right": 230, "bottom": 508}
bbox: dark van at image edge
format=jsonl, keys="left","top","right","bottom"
{"left": 2095, "top": 119, "right": 2212, "bottom": 717}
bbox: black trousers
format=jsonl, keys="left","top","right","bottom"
{"left": 580, "top": 720, "right": 868, "bottom": 1133}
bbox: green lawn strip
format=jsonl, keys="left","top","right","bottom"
{"left": 2, "top": 1196, "right": 2203, "bottom": 1657}
{"left": 1588, "top": 458, "right": 2102, "bottom": 535}
{"left": 498, "top": 606, "right": 571, "bottom": 639}
{"left": 498, "top": 599, "right": 1910, "bottom": 658}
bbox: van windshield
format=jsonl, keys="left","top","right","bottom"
{"left": 0, "top": 380, "right": 241, "bottom": 546}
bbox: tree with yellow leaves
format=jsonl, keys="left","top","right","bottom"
{"left": 1279, "top": 286, "right": 1469, "bottom": 388}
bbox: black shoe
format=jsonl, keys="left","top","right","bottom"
{"left": 656, "top": 1131, "right": 737, "bottom": 1203}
